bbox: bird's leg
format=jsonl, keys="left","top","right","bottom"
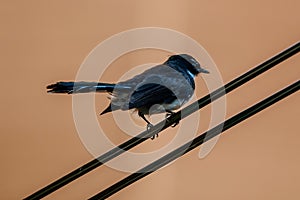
{"left": 138, "top": 112, "right": 152, "bottom": 129}
{"left": 138, "top": 111, "right": 157, "bottom": 139}
{"left": 165, "top": 110, "right": 179, "bottom": 127}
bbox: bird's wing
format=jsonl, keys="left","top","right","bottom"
{"left": 128, "top": 75, "right": 178, "bottom": 109}
{"left": 114, "top": 65, "right": 194, "bottom": 111}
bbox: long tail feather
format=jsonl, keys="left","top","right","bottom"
{"left": 46, "top": 81, "right": 116, "bottom": 94}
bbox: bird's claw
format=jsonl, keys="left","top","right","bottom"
{"left": 147, "top": 123, "right": 153, "bottom": 131}
{"left": 171, "top": 121, "right": 179, "bottom": 127}
{"left": 151, "top": 134, "right": 158, "bottom": 140}
{"left": 146, "top": 123, "right": 159, "bottom": 139}
{"left": 165, "top": 111, "right": 179, "bottom": 128}
{"left": 165, "top": 111, "right": 174, "bottom": 118}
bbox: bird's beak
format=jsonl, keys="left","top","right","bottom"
{"left": 199, "top": 68, "right": 210, "bottom": 74}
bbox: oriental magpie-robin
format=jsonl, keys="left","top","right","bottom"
{"left": 47, "top": 54, "right": 209, "bottom": 132}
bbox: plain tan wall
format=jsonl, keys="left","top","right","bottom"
{"left": 0, "top": 0, "right": 299, "bottom": 199}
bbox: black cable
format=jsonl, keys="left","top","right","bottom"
{"left": 24, "top": 42, "right": 299, "bottom": 200}
{"left": 89, "top": 80, "right": 300, "bottom": 199}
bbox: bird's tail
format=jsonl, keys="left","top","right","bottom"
{"left": 46, "top": 81, "right": 116, "bottom": 94}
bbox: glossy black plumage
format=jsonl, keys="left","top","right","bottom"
{"left": 47, "top": 54, "right": 209, "bottom": 127}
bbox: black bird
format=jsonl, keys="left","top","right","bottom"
{"left": 47, "top": 54, "right": 209, "bottom": 132}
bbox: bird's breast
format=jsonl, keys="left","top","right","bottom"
{"left": 144, "top": 98, "right": 187, "bottom": 115}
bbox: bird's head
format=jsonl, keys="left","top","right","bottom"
{"left": 165, "top": 54, "right": 209, "bottom": 76}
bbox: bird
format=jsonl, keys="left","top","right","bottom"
{"left": 47, "top": 54, "right": 209, "bottom": 136}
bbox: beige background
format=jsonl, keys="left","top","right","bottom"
{"left": 1, "top": 0, "right": 299, "bottom": 199}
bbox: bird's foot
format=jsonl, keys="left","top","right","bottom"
{"left": 146, "top": 123, "right": 159, "bottom": 140}
{"left": 171, "top": 121, "right": 179, "bottom": 128}
{"left": 151, "top": 134, "right": 158, "bottom": 140}
{"left": 165, "top": 111, "right": 179, "bottom": 127}
{"left": 147, "top": 123, "right": 153, "bottom": 131}
{"left": 165, "top": 110, "right": 175, "bottom": 118}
